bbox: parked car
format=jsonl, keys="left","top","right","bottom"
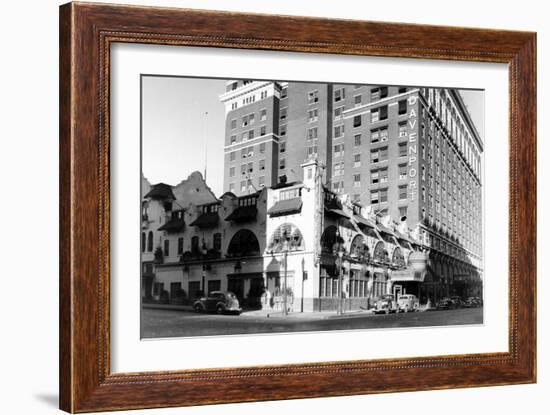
{"left": 193, "top": 291, "right": 242, "bottom": 315}
{"left": 463, "top": 296, "right": 482, "bottom": 308}
{"left": 450, "top": 296, "right": 465, "bottom": 308}
{"left": 436, "top": 297, "right": 456, "bottom": 310}
{"left": 397, "top": 294, "right": 419, "bottom": 313}
{"left": 374, "top": 294, "right": 398, "bottom": 314}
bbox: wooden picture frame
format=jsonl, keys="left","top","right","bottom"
{"left": 59, "top": 2, "right": 536, "bottom": 412}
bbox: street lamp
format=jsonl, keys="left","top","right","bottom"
{"left": 282, "top": 231, "right": 291, "bottom": 316}
{"left": 332, "top": 231, "right": 346, "bottom": 316}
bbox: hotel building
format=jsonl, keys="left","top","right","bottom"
{"left": 218, "top": 80, "right": 483, "bottom": 300}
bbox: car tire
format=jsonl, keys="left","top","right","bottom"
{"left": 194, "top": 304, "right": 202, "bottom": 313}
{"left": 216, "top": 305, "right": 224, "bottom": 315}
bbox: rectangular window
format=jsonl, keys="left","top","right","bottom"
{"left": 353, "top": 115, "right": 362, "bottom": 128}
{"left": 280, "top": 107, "right": 287, "bottom": 120}
{"left": 248, "top": 162, "right": 253, "bottom": 173}
{"left": 229, "top": 183, "right": 235, "bottom": 192}
{"left": 380, "top": 168, "right": 388, "bottom": 183}
{"left": 230, "top": 135, "right": 237, "bottom": 144}
{"left": 259, "top": 142, "right": 266, "bottom": 153}
{"left": 229, "top": 167, "right": 235, "bottom": 177}
{"left": 248, "top": 130, "right": 254, "bottom": 140}
{"left": 280, "top": 125, "right": 286, "bottom": 136}
{"left": 370, "top": 146, "right": 389, "bottom": 163}
{"left": 380, "top": 105, "right": 388, "bottom": 120}
{"left": 308, "top": 108, "right": 319, "bottom": 122}
{"left": 280, "top": 142, "right": 286, "bottom": 153}
{"left": 231, "top": 119, "right": 237, "bottom": 129}
{"left": 380, "top": 188, "right": 388, "bottom": 202}
{"left": 354, "top": 134, "right": 361, "bottom": 146}
{"left": 354, "top": 94, "right": 362, "bottom": 107}
{"left": 399, "top": 206, "right": 408, "bottom": 217}
{"left": 370, "top": 190, "right": 379, "bottom": 204}
{"left": 240, "top": 164, "right": 246, "bottom": 175}
{"left": 353, "top": 153, "right": 361, "bottom": 168}
{"left": 260, "top": 108, "right": 267, "bottom": 121}
{"left": 334, "top": 106, "right": 344, "bottom": 120}
{"left": 371, "top": 170, "right": 379, "bottom": 184}
{"left": 281, "top": 87, "right": 288, "bottom": 99}
{"left": 177, "top": 237, "right": 184, "bottom": 255}
{"left": 398, "top": 122, "right": 407, "bottom": 137}
{"left": 240, "top": 181, "right": 247, "bottom": 192}
{"left": 379, "top": 126, "right": 389, "bottom": 142}
{"left": 260, "top": 125, "right": 266, "bottom": 136}
{"left": 371, "top": 106, "right": 387, "bottom": 122}
{"left": 398, "top": 141, "right": 408, "bottom": 157}
{"left": 258, "top": 176, "right": 265, "bottom": 187}
{"left": 399, "top": 184, "right": 408, "bottom": 200}
{"left": 398, "top": 164, "right": 407, "bottom": 180}
{"left": 334, "top": 144, "right": 345, "bottom": 158}
{"left": 308, "top": 90, "right": 319, "bottom": 104}
{"left": 334, "top": 88, "right": 345, "bottom": 102}
{"left": 230, "top": 151, "right": 236, "bottom": 161}
{"left": 353, "top": 174, "right": 361, "bottom": 187}
{"left": 334, "top": 162, "right": 344, "bottom": 176}
{"left": 334, "top": 124, "right": 345, "bottom": 138}
{"left": 398, "top": 86, "right": 407, "bottom": 94}
{"left": 259, "top": 159, "right": 265, "bottom": 171}
{"left": 279, "top": 158, "right": 286, "bottom": 170}
{"left": 307, "top": 127, "right": 318, "bottom": 140}
{"left": 163, "top": 239, "right": 170, "bottom": 257}
{"left": 398, "top": 100, "right": 407, "bottom": 115}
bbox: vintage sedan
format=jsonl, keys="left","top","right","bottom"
{"left": 436, "top": 297, "right": 456, "bottom": 310}
{"left": 374, "top": 294, "right": 398, "bottom": 314}
{"left": 193, "top": 291, "right": 242, "bottom": 315}
{"left": 397, "top": 294, "right": 419, "bottom": 313}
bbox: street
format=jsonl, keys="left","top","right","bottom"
{"left": 141, "top": 307, "right": 483, "bottom": 338}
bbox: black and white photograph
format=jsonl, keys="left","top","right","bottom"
{"left": 140, "top": 77, "right": 485, "bottom": 338}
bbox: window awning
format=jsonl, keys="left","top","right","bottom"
{"left": 190, "top": 212, "right": 219, "bottom": 228}
{"left": 225, "top": 205, "right": 258, "bottom": 222}
{"left": 158, "top": 218, "right": 185, "bottom": 232}
{"left": 267, "top": 198, "right": 303, "bottom": 217}
{"left": 325, "top": 207, "right": 350, "bottom": 219}
{"left": 353, "top": 214, "right": 376, "bottom": 228}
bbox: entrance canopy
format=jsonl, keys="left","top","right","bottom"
{"left": 391, "top": 267, "right": 431, "bottom": 283}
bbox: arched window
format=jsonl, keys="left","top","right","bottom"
{"left": 141, "top": 232, "right": 146, "bottom": 253}
{"left": 373, "top": 241, "right": 388, "bottom": 263}
{"left": 350, "top": 235, "right": 368, "bottom": 259}
{"left": 213, "top": 233, "right": 222, "bottom": 251}
{"left": 227, "top": 229, "right": 260, "bottom": 257}
{"left": 147, "top": 231, "right": 153, "bottom": 252}
{"left": 392, "top": 247, "right": 405, "bottom": 268}
{"left": 268, "top": 223, "right": 305, "bottom": 253}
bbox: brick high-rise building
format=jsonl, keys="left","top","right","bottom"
{"left": 220, "top": 81, "right": 483, "bottom": 289}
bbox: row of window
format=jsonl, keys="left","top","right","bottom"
{"left": 228, "top": 177, "right": 266, "bottom": 193}
{"left": 229, "top": 125, "right": 270, "bottom": 144}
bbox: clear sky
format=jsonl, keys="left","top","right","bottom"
{"left": 142, "top": 76, "right": 227, "bottom": 195}
{"left": 142, "top": 76, "right": 484, "bottom": 197}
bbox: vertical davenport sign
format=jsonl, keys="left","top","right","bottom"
{"left": 407, "top": 95, "right": 418, "bottom": 202}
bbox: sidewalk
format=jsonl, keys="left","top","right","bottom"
{"left": 142, "top": 303, "right": 194, "bottom": 312}
{"left": 241, "top": 308, "right": 374, "bottom": 320}
{"left": 142, "top": 302, "right": 376, "bottom": 320}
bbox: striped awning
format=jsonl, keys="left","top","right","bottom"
{"left": 267, "top": 198, "right": 303, "bottom": 217}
